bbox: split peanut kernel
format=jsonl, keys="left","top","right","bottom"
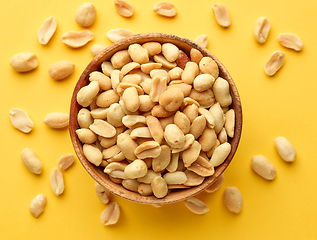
{"left": 37, "top": 16, "right": 57, "bottom": 45}
{"left": 212, "top": 3, "right": 231, "bottom": 27}
{"left": 253, "top": 17, "right": 271, "bottom": 44}
{"left": 29, "top": 194, "right": 47, "bottom": 218}
{"left": 278, "top": 33, "right": 303, "bottom": 51}
{"left": 10, "top": 52, "right": 38, "bottom": 73}
{"left": 61, "top": 30, "right": 94, "bottom": 48}
{"left": 114, "top": 0, "right": 134, "bottom": 18}
{"left": 264, "top": 50, "right": 285, "bottom": 76}
{"left": 9, "top": 108, "right": 34, "bottom": 133}
{"left": 185, "top": 197, "right": 209, "bottom": 214}
{"left": 153, "top": 1, "right": 177, "bottom": 17}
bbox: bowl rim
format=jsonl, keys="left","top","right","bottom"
{"left": 69, "top": 32, "right": 242, "bottom": 205}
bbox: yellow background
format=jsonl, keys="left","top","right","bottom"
{"left": 1, "top": 0, "right": 316, "bottom": 239}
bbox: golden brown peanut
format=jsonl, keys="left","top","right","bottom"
{"left": 122, "top": 115, "right": 146, "bottom": 128}
{"left": 213, "top": 77, "right": 232, "bottom": 107}
{"left": 130, "top": 127, "right": 152, "bottom": 139}
{"left": 164, "top": 124, "right": 185, "bottom": 148}
{"left": 187, "top": 156, "right": 214, "bottom": 177}
{"left": 159, "top": 87, "right": 184, "bottom": 111}
{"left": 212, "top": 3, "right": 231, "bottom": 27}
{"left": 114, "top": 0, "right": 134, "bottom": 17}
{"left": 163, "top": 171, "right": 187, "bottom": 185}
{"left": 264, "top": 50, "right": 285, "bottom": 76}
{"left": 189, "top": 89, "right": 215, "bottom": 107}
{"left": 139, "top": 95, "right": 156, "bottom": 112}
{"left": 128, "top": 43, "right": 149, "bottom": 64}
{"left": 185, "top": 197, "right": 209, "bottom": 214}
{"left": 9, "top": 108, "right": 34, "bottom": 133}
{"left": 153, "top": 54, "right": 177, "bottom": 69}
{"left": 37, "top": 16, "right": 57, "bottom": 45}
{"left": 168, "top": 82, "right": 192, "bottom": 97}
{"left": 166, "top": 152, "right": 179, "bottom": 172}
{"left": 168, "top": 67, "right": 183, "bottom": 80}
{"left": 110, "top": 70, "right": 123, "bottom": 92}
{"left": 223, "top": 187, "right": 243, "bottom": 214}
{"left": 89, "top": 119, "right": 116, "bottom": 138}
{"left": 253, "top": 17, "right": 271, "bottom": 44}
{"left": 151, "top": 176, "right": 168, "bottom": 198}
{"left": 111, "top": 50, "right": 132, "bottom": 69}
{"left": 218, "top": 127, "right": 228, "bottom": 144}
{"left": 61, "top": 30, "right": 94, "bottom": 48}
{"left": 122, "top": 72, "right": 142, "bottom": 84}
{"left": 182, "top": 141, "right": 201, "bottom": 167}
{"left": 181, "top": 62, "right": 199, "bottom": 85}
{"left": 57, "top": 153, "right": 75, "bottom": 170}
{"left": 138, "top": 183, "right": 153, "bottom": 196}
{"left": 21, "top": 148, "right": 43, "bottom": 174}
{"left": 106, "top": 28, "right": 135, "bottom": 42}
{"left": 102, "top": 61, "right": 115, "bottom": 77}
{"left": 137, "top": 169, "right": 161, "bottom": 184}
{"left": 77, "top": 108, "right": 93, "bottom": 128}
{"left": 162, "top": 43, "right": 179, "bottom": 62}
{"left": 152, "top": 145, "right": 171, "bottom": 172}
{"left": 190, "top": 48, "right": 203, "bottom": 65}
{"left": 149, "top": 75, "right": 167, "bottom": 102}
{"left": 210, "top": 142, "right": 231, "bottom": 167}
{"left": 116, "top": 132, "right": 138, "bottom": 160}
{"left": 193, "top": 74, "right": 215, "bottom": 92}
{"left": 142, "top": 42, "right": 162, "bottom": 56}
{"left": 77, "top": 80, "right": 100, "bottom": 107}
{"left": 89, "top": 71, "right": 112, "bottom": 91}
{"left": 134, "top": 141, "right": 161, "bottom": 159}
{"left": 225, "top": 109, "right": 235, "bottom": 138}
{"left": 176, "top": 50, "right": 190, "bottom": 69}
{"left": 194, "top": 34, "right": 208, "bottom": 48}
{"left": 95, "top": 182, "right": 110, "bottom": 204}
{"left": 153, "top": 1, "right": 177, "bottom": 17}
{"left": 190, "top": 115, "right": 206, "bottom": 139}
{"left": 102, "top": 145, "right": 121, "bottom": 159}
{"left": 251, "top": 155, "right": 276, "bottom": 180}
{"left": 183, "top": 170, "right": 204, "bottom": 186}
{"left": 96, "top": 89, "right": 120, "bottom": 108}
{"left": 173, "top": 111, "right": 191, "bottom": 134}
{"left": 198, "top": 108, "right": 215, "bottom": 128}
{"left": 183, "top": 104, "right": 199, "bottom": 123}
{"left": 198, "top": 127, "right": 217, "bottom": 152}
{"left": 91, "top": 44, "right": 107, "bottom": 57}
{"left": 141, "top": 62, "right": 162, "bottom": 75}
{"left": 75, "top": 2, "right": 96, "bottom": 27}
{"left": 171, "top": 133, "right": 195, "bottom": 153}
{"left": 199, "top": 57, "right": 219, "bottom": 79}
{"left": 210, "top": 102, "right": 225, "bottom": 134}
{"left": 100, "top": 202, "right": 120, "bottom": 226}
{"left": 43, "top": 112, "right": 69, "bottom": 129}
{"left": 50, "top": 167, "right": 64, "bottom": 196}
{"left": 83, "top": 144, "right": 103, "bottom": 166}
{"left": 205, "top": 174, "right": 224, "bottom": 193}
{"left": 124, "top": 159, "right": 148, "bottom": 179}
{"left": 278, "top": 33, "right": 303, "bottom": 51}
{"left": 104, "top": 162, "right": 127, "bottom": 173}
{"left": 29, "top": 194, "right": 47, "bottom": 218}
{"left": 122, "top": 87, "right": 140, "bottom": 112}
{"left": 146, "top": 115, "right": 164, "bottom": 144}
{"left": 206, "top": 139, "right": 220, "bottom": 158}
{"left": 10, "top": 52, "right": 38, "bottom": 72}
{"left": 122, "top": 179, "right": 140, "bottom": 192}
{"left": 274, "top": 136, "right": 296, "bottom": 162}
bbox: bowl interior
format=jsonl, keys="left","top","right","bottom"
{"left": 69, "top": 33, "right": 242, "bottom": 205}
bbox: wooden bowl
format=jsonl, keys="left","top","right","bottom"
{"left": 69, "top": 33, "right": 242, "bottom": 205}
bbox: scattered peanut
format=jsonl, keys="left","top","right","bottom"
{"left": 50, "top": 167, "right": 65, "bottom": 196}
{"left": 37, "top": 16, "right": 57, "bottom": 45}
{"left": 10, "top": 52, "right": 38, "bottom": 72}
{"left": 21, "top": 148, "right": 43, "bottom": 174}
{"left": 43, "top": 112, "right": 69, "bottom": 129}
{"left": 264, "top": 50, "right": 285, "bottom": 76}
{"left": 184, "top": 197, "right": 209, "bottom": 214}
{"left": 274, "top": 136, "right": 296, "bottom": 162}
{"left": 253, "top": 17, "right": 271, "bottom": 44}
{"left": 9, "top": 108, "right": 34, "bottom": 133}
{"left": 61, "top": 30, "right": 94, "bottom": 48}
{"left": 153, "top": 1, "right": 177, "bottom": 17}
{"left": 114, "top": 0, "right": 134, "bottom": 17}
{"left": 75, "top": 2, "right": 97, "bottom": 27}
{"left": 212, "top": 3, "right": 231, "bottom": 27}
{"left": 100, "top": 202, "right": 120, "bottom": 226}
{"left": 48, "top": 60, "right": 75, "bottom": 80}
{"left": 57, "top": 153, "right": 75, "bottom": 170}
{"left": 205, "top": 174, "right": 224, "bottom": 193}
{"left": 91, "top": 44, "right": 107, "bottom": 56}
{"left": 278, "top": 33, "right": 303, "bottom": 51}
{"left": 106, "top": 28, "right": 135, "bottom": 42}
{"left": 29, "top": 194, "right": 47, "bottom": 218}
{"left": 194, "top": 34, "right": 208, "bottom": 48}
{"left": 223, "top": 187, "right": 243, "bottom": 213}
{"left": 251, "top": 155, "right": 276, "bottom": 180}
{"left": 95, "top": 182, "right": 110, "bottom": 204}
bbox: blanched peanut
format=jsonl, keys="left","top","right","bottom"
{"left": 213, "top": 77, "right": 232, "bottom": 107}
{"left": 162, "top": 43, "right": 179, "bottom": 62}
{"left": 253, "top": 17, "right": 271, "bottom": 44}
{"left": 111, "top": 50, "right": 132, "bottom": 69}
{"left": 149, "top": 75, "right": 167, "bottom": 102}
{"left": 95, "top": 182, "right": 110, "bottom": 204}
{"left": 153, "top": 54, "right": 177, "bottom": 69}
{"left": 124, "top": 159, "right": 148, "bottom": 179}
{"left": 110, "top": 70, "right": 123, "bottom": 92}
{"left": 225, "top": 109, "right": 235, "bottom": 138}
{"left": 10, "top": 52, "right": 38, "bottom": 72}
{"left": 190, "top": 115, "right": 206, "bottom": 139}
{"left": 142, "top": 42, "right": 162, "bottom": 56}
{"left": 152, "top": 145, "right": 171, "bottom": 172}
{"left": 264, "top": 50, "right": 285, "bottom": 76}
{"left": 102, "top": 61, "right": 115, "bottom": 77}
{"left": 114, "top": 0, "right": 134, "bottom": 17}
{"left": 139, "top": 95, "right": 155, "bottom": 112}
{"left": 185, "top": 197, "right": 209, "bottom": 214}
{"left": 83, "top": 144, "right": 103, "bottom": 166}
{"left": 138, "top": 183, "right": 153, "bottom": 196}
{"left": 183, "top": 104, "right": 199, "bottom": 123}
{"left": 159, "top": 87, "right": 184, "bottom": 111}
{"left": 37, "top": 16, "right": 57, "bottom": 45}
{"left": 122, "top": 73, "right": 142, "bottom": 85}
{"left": 163, "top": 171, "right": 187, "bottom": 185}
{"left": 174, "top": 111, "right": 190, "bottom": 134}
{"left": 184, "top": 170, "right": 204, "bottom": 186}
{"left": 212, "top": 3, "right": 231, "bottom": 27}
{"left": 153, "top": 1, "right": 177, "bottom": 17}
{"left": 199, "top": 57, "right": 219, "bottom": 79}
{"left": 91, "top": 44, "right": 107, "bottom": 57}
{"left": 168, "top": 82, "right": 192, "bottom": 97}
{"left": 194, "top": 34, "right": 208, "bottom": 48}
{"left": 96, "top": 89, "right": 120, "bottom": 108}
{"left": 210, "top": 142, "right": 231, "bottom": 167}
{"left": 151, "top": 176, "right": 168, "bottom": 198}
{"left": 166, "top": 152, "right": 179, "bottom": 172}
{"left": 189, "top": 89, "right": 215, "bottom": 107}
{"left": 122, "top": 179, "right": 140, "bottom": 192}
{"left": 206, "top": 139, "right": 220, "bottom": 158}
{"left": 134, "top": 141, "right": 161, "bottom": 159}
{"left": 278, "top": 33, "right": 303, "bottom": 51}
{"left": 187, "top": 155, "right": 214, "bottom": 177}
{"left": 130, "top": 127, "right": 152, "bottom": 139}
{"left": 77, "top": 108, "right": 93, "bottom": 128}
{"left": 75, "top": 2, "right": 96, "bottom": 27}
{"left": 164, "top": 124, "right": 185, "bottom": 148}
{"left": 146, "top": 115, "right": 164, "bottom": 144}
{"left": 141, "top": 62, "right": 162, "bottom": 74}
{"left": 182, "top": 62, "right": 199, "bottom": 85}
{"left": 102, "top": 145, "right": 121, "bottom": 159}
{"left": 190, "top": 48, "right": 203, "bottom": 65}
{"left": 106, "top": 28, "right": 135, "bottom": 42}
{"left": 50, "top": 167, "right": 64, "bottom": 196}
{"left": 21, "top": 148, "right": 43, "bottom": 174}
{"left": 89, "top": 119, "right": 116, "bottom": 138}
{"left": 223, "top": 187, "right": 243, "bottom": 214}
{"left": 199, "top": 127, "right": 217, "bottom": 152}
{"left": 61, "top": 30, "right": 94, "bottom": 48}
{"left": 274, "top": 136, "right": 296, "bottom": 162}
{"left": 100, "top": 202, "right": 120, "bottom": 226}
{"left": 9, "top": 108, "right": 34, "bottom": 133}
{"left": 193, "top": 74, "right": 215, "bottom": 92}
{"left": 122, "top": 115, "right": 146, "bottom": 128}
{"left": 137, "top": 169, "right": 161, "bottom": 184}
{"left": 251, "top": 155, "right": 276, "bottom": 180}
{"left": 89, "top": 71, "right": 112, "bottom": 91}
{"left": 43, "top": 112, "right": 69, "bottom": 129}
{"left": 169, "top": 67, "right": 183, "bottom": 80}
{"left": 218, "top": 127, "right": 228, "bottom": 143}
{"left": 122, "top": 87, "right": 140, "bottom": 112}
{"left": 182, "top": 141, "right": 201, "bottom": 167}
{"left": 171, "top": 133, "right": 195, "bottom": 153}
{"left": 57, "top": 153, "right": 75, "bottom": 170}
{"left": 128, "top": 43, "right": 149, "bottom": 64}
{"left": 198, "top": 108, "right": 215, "bottom": 128}
{"left": 117, "top": 132, "right": 137, "bottom": 160}
{"left": 29, "top": 194, "right": 47, "bottom": 218}
{"left": 77, "top": 80, "right": 100, "bottom": 107}
{"left": 104, "top": 162, "right": 127, "bottom": 174}
{"left": 205, "top": 174, "right": 224, "bottom": 193}
{"left": 209, "top": 102, "right": 225, "bottom": 134}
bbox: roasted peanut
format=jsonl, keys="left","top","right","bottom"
{"left": 159, "top": 87, "right": 184, "bottom": 111}
{"left": 162, "top": 43, "right": 179, "bottom": 62}
{"left": 21, "top": 148, "right": 43, "bottom": 174}
{"left": 128, "top": 43, "right": 149, "bottom": 64}
{"left": 151, "top": 176, "right": 168, "bottom": 198}
{"left": 174, "top": 111, "right": 190, "bottom": 134}
{"left": 146, "top": 115, "right": 164, "bottom": 144}
{"left": 163, "top": 171, "right": 187, "bottom": 185}
{"left": 251, "top": 155, "right": 276, "bottom": 180}
{"left": 122, "top": 179, "right": 140, "bottom": 192}
{"left": 75, "top": 2, "right": 96, "bottom": 27}
{"left": 138, "top": 183, "right": 153, "bottom": 196}
{"left": 139, "top": 95, "right": 155, "bottom": 112}
{"left": 264, "top": 50, "right": 285, "bottom": 76}
{"left": 274, "top": 136, "right": 296, "bottom": 162}
{"left": 102, "top": 61, "right": 115, "bottom": 77}
{"left": 223, "top": 187, "right": 243, "bottom": 214}
{"left": 225, "top": 109, "right": 235, "bottom": 138}
{"left": 168, "top": 67, "right": 183, "bottom": 80}
{"left": 122, "top": 115, "right": 146, "bottom": 128}
{"left": 182, "top": 62, "right": 199, "bottom": 85}
{"left": 9, "top": 108, "right": 34, "bottom": 133}
{"left": 77, "top": 80, "right": 100, "bottom": 107}
{"left": 209, "top": 142, "right": 231, "bottom": 167}
{"left": 187, "top": 156, "right": 214, "bottom": 177}
{"left": 152, "top": 145, "right": 171, "bottom": 172}
{"left": 89, "top": 71, "right": 112, "bottom": 91}
{"left": 199, "top": 57, "right": 219, "bottom": 79}
{"left": 278, "top": 33, "right": 303, "bottom": 51}
{"left": 111, "top": 49, "right": 132, "bottom": 68}
{"left": 37, "top": 16, "right": 57, "bottom": 45}
{"left": 205, "top": 174, "right": 224, "bottom": 193}
{"left": 198, "top": 127, "right": 217, "bottom": 152}
{"left": 153, "top": 54, "right": 177, "bottom": 69}
{"left": 91, "top": 44, "right": 107, "bottom": 57}
{"left": 95, "top": 181, "right": 110, "bottom": 204}
{"left": 212, "top": 3, "right": 231, "bottom": 27}
{"left": 124, "top": 159, "right": 148, "bottom": 179}
{"left": 198, "top": 107, "right": 215, "bottom": 128}
{"left": 114, "top": 0, "right": 134, "bottom": 17}
{"left": 209, "top": 102, "right": 225, "bottom": 134}
{"left": 100, "top": 202, "right": 120, "bottom": 226}
{"left": 142, "top": 42, "right": 162, "bottom": 56}
{"left": 190, "top": 48, "right": 203, "bottom": 65}
{"left": 106, "top": 28, "right": 135, "bottom": 42}
{"left": 77, "top": 108, "right": 93, "bottom": 128}
{"left": 10, "top": 52, "right": 38, "bottom": 72}
{"left": 189, "top": 88, "right": 215, "bottom": 107}
{"left": 43, "top": 112, "right": 69, "bottom": 129}
{"left": 212, "top": 77, "right": 232, "bottom": 107}
{"left": 57, "top": 153, "right": 75, "bottom": 170}
{"left": 253, "top": 17, "right": 271, "bottom": 44}
{"left": 153, "top": 1, "right": 177, "bottom": 17}
{"left": 185, "top": 197, "right": 209, "bottom": 214}
{"left": 194, "top": 34, "right": 208, "bottom": 48}
{"left": 164, "top": 124, "right": 185, "bottom": 149}
{"left": 193, "top": 74, "right": 215, "bottom": 92}
{"left": 134, "top": 141, "right": 161, "bottom": 159}
{"left": 184, "top": 170, "right": 204, "bottom": 186}
{"left": 50, "top": 167, "right": 64, "bottom": 196}
{"left": 61, "top": 30, "right": 94, "bottom": 48}
{"left": 171, "top": 133, "right": 195, "bottom": 153}
{"left": 182, "top": 141, "right": 201, "bottom": 167}
{"left": 117, "top": 132, "right": 138, "bottom": 160}
{"left": 122, "top": 87, "right": 140, "bottom": 112}
{"left": 83, "top": 144, "right": 103, "bottom": 166}
{"left": 29, "top": 194, "right": 47, "bottom": 218}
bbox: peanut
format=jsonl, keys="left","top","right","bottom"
{"left": 61, "top": 30, "right": 94, "bottom": 48}
{"left": 37, "top": 16, "right": 57, "bottom": 45}
{"left": 21, "top": 148, "right": 43, "bottom": 174}
{"left": 264, "top": 50, "right": 285, "bottom": 76}
{"left": 95, "top": 182, "right": 110, "bottom": 204}
{"left": 153, "top": 1, "right": 177, "bottom": 17}
{"left": 29, "top": 194, "right": 47, "bottom": 218}
{"left": 223, "top": 187, "right": 243, "bottom": 214}
{"left": 57, "top": 153, "right": 75, "bottom": 170}
{"left": 43, "top": 112, "right": 69, "bottom": 129}
{"left": 274, "top": 136, "right": 296, "bottom": 162}
{"left": 9, "top": 108, "right": 34, "bottom": 133}
{"left": 114, "top": 0, "right": 134, "bottom": 17}
{"left": 75, "top": 2, "right": 96, "bottom": 27}
{"left": 50, "top": 167, "right": 65, "bottom": 196}
{"left": 106, "top": 28, "right": 135, "bottom": 43}
{"left": 10, "top": 52, "right": 38, "bottom": 72}
{"left": 278, "top": 33, "right": 303, "bottom": 51}
{"left": 184, "top": 197, "right": 209, "bottom": 214}
{"left": 100, "top": 202, "right": 120, "bottom": 226}
{"left": 253, "top": 17, "right": 271, "bottom": 44}
{"left": 212, "top": 3, "right": 231, "bottom": 27}
{"left": 251, "top": 155, "right": 276, "bottom": 180}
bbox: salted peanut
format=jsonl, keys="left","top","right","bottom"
{"left": 122, "top": 87, "right": 140, "bottom": 113}
{"left": 151, "top": 105, "right": 174, "bottom": 117}
{"left": 151, "top": 176, "right": 168, "bottom": 198}
{"left": 114, "top": 0, "right": 134, "bottom": 17}
{"left": 111, "top": 50, "right": 132, "bottom": 69}
{"left": 199, "top": 57, "right": 219, "bottom": 79}
{"left": 100, "top": 202, "right": 120, "bottom": 226}
{"left": 50, "top": 167, "right": 64, "bottom": 196}
{"left": 189, "top": 89, "right": 215, "bottom": 107}
{"left": 107, "top": 151, "right": 125, "bottom": 163}
{"left": 253, "top": 17, "right": 271, "bottom": 44}
{"left": 183, "top": 104, "right": 198, "bottom": 123}
{"left": 278, "top": 33, "right": 303, "bottom": 51}
{"left": 190, "top": 48, "right": 203, "bottom": 65}
{"left": 116, "top": 132, "right": 137, "bottom": 160}
{"left": 218, "top": 127, "right": 228, "bottom": 143}
{"left": 75, "top": 2, "right": 96, "bottom": 27}
{"left": 124, "top": 159, "right": 148, "bottom": 179}
{"left": 223, "top": 187, "right": 243, "bottom": 214}
{"left": 122, "top": 73, "right": 142, "bottom": 84}
{"left": 176, "top": 51, "right": 190, "bottom": 70}
{"left": 89, "top": 119, "right": 116, "bottom": 138}
{"left": 153, "top": 1, "right": 177, "bottom": 17}
{"left": 140, "top": 42, "right": 160, "bottom": 56}
{"left": 185, "top": 197, "right": 209, "bottom": 214}
{"left": 77, "top": 108, "right": 93, "bottom": 128}
{"left": 141, "top": 62, "right": 162, "bottom": 74}
{"left": 150, "top": 68, "right": 170, "bottom": 82}
{"left": 274, "top": 136, "right": 296, "bottom": 162}
{"left": 110, "top": 70, "right": 123, "bottom": 92}
{"left": 164, "top": 124, "right": 185, "bottom": 149}
{"left": 77, "top": 80, "right": 100, "bottom": 107}
{"left": 104, "top": 163, "right": 128, "bottom": 179}
{"left": 163, "top": 171, "right": 187, "bottom": 185}
{"left": 139, "top": 77, "right": 151, "bottom": 95}
{"left": 188, "top": 156, "right": 214, "bottom": 177}
{"left": 29, "top": 194, "right": 47, "bottom": 218}
{"left": 225, "top": 109, "right": 235, "bottom": 138}
{"left": 102, "top": 61, "right": 115, "bottom": 77}
{"left": 43, "top": 112, "right": 69, "bottom": 129}
{"left": 95, "top": 182, "right": 110, "bottom": 204}
{"left": 102, "top": 145, "right": 121, "bottom": 159}
{"left": 57, "top": 153, "right": 75, "bottom": 170}
{"left": 168, "top": 82, "right": 192, "bottom": 97}
{"left": 130, "top": 127, "right": 152, "bottom": 139}
{"left": 110, "top": 176, "right": 123, "bottom": 183}
{"left": 159, "top": 87, "right": 184, "bottom": 111}
{"left": 122, "top": 115, "right": 146, "bottom": 128}
{"left": 61, "top": 30, "right": 94, "bottom": 48}
{"left": 152, "top": 145, "right": 171, "bottom": 172}
{"left": 181, "top": 62, "right": 199, "bottom": 85}
{"left": 173, "top": 111, "right": 190, "bottom": 134}
{"left": 153, "top": 54, "right": 177, "bottom": 69}
{"left": 212, "top": 3, "right": 231, "bottom": 27}
{"left": 189, "top": 115, "right": 206, "bottom": 139}
{"left": 149, "top": 75, "right": 167, "bottom": 102}
{"left": 137, "top": 169, "right": 161, "bottom": 184}
{"left": 128, "top": 43, "right": 149, "bottom": 64}
{"left": 89, "top": 71, "right": 112, "bottom": 91}
{"left": 139, "top": 95, "right": 155, "bottom": 112}
{"left": 99, "top": 135, "right": 117, "bottom": 148}
{"left": 184, "top": 170, "right": 204, "bottom": 186}
{"left": 9, "top": 108, "right": 34, "bottom": 133}
{"left": 107, "top": 28, "right": 135, "bottom": 42}
{"left": 21, "top": 148, "right": 42, "bottom": 174}
{"left": 264, "top": 50, "right": 285, "bottom": 76}
{"left": 182, "top": 141, "right": 201, "bottom": 167}
{"left": 138, "top": 183, "right": 153, "bottom": 196}
{"left": 206, "top": 139, "right": 220, "bottom": 158}
{"left": 121, "top": 62, "right": 140, "bottom": 75}
{"left": 193, "top": 74, "right": 215, "bottom": 92}
{"left": 168, "top": 67, "right": 183, "bottom": 80}
{"left": 210, "top": 142, "right": 231, "bottom": 167}
{"left": 161, "top": 43, "right": 179, "bottom": 62}
{"left": 205, "top": 174, "right": 224, "bottom": 193}
{"left": 122, "top": 179, "right": 140, "bottom": 192}
{"left": 96, "top": 89, "right": 120, "bottom": 108}
{"left": 91, "top": 44, "right": 107, "bottom": 57}
{"left": 194, "top": 34, "right": 208, "bottom": 48}
{"left": 37, "top": 16, "right": 57, "bottom": 45}
{"left": 210, "top": 102, "right": 225, "bottom": 134}
{"left": 145, "top": 115, "right": 163, "bottom": 144}
{"left": 10, "top": 52, "right": 38, "bottom": 72}
{"left": 166, "top": 152, "right": 179, "bottom": 172}
{"left": 199, "top": 127, "right": 217, "bottom": 152}
{"left": 134, "top": 141, "right": 161, "bottom": 159}
{"left": 83, "top": 144, "right": 103, "bottom": 166}
{"left": 181, "top": 97, "right": 200, "bottom": 109}
{"left": 198, "top": 108, "right": 215, "bottom": 128}
{"left": 91, "top": 108, "right": 108, "bottom": 119}
{"left": 213, "top": 77, "right": 232, "bottom": 107}
{"left": 171, "top": 133, "right": 195, "bottom": 153}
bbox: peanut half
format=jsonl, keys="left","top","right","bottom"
{"left": 264, "top": 50, "right": 285, "bottom": 76}
{"left": 37, "top": 16, "right": 57, "bottom": 45}
{"left": 253, "top": 17, "right": 271, "bottom": 44}
{"left": 10, "top": 52, "right": 38, "bottom": 73}
{"left": 251, "top": 155, "right": 276, "bottom": 180}
{"left": 223, "top": 187, "right": 243, "bottom": 214}
{"left": 153, "top": 1, "right": 177, "bottom": 17}
{"left": 43, "top": 112, "right": 69, "bottom": 129}
{"left": 274, "top": 136, "right": 296, "bottom": 162}
{"left": 184, "top": 197, "right": 209, "bottom": 214}
{"left": 212, "top": 3, "right": 231, "bottom": 27}
{"left": 100, "top": 202, "right": 120, "bottom": 226}
{"left": 278, "top": 33, "right": 303, "bottom": 51}
{"left": 61, "top": 30, "right": 94, "bottom": 48}
{"left": 21, "top": 148, "right": 43, "bottom": 174}
{"left": 48, "top": 60, "right": 75, "bottom": 80}
{"left": 106, "top": 28, "right": 135, "bottom": 42}
{"left": 9, "top": 108, "right": 34, "bottom": 133}
{"left": 50, "top": 167, "right": 65, "bottom": 196}
{"left": 114, "top": 0, "right": 134, "bottom": 17}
